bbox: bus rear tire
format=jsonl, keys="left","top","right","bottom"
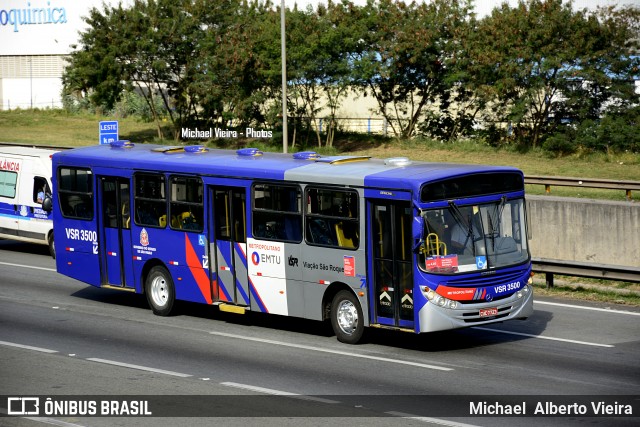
{"left": 331, "top": 290, "right": 364, "bottom": 344}
{"left": 145, "top": 266, "right": 175, "bottom": 316}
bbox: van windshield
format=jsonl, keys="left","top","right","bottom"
{"left": 417, "top": 198, "right": 529, "bottom": 274}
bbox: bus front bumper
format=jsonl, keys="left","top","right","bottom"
{"left": 417, "top": 286, "right": 534, "bottom": 333}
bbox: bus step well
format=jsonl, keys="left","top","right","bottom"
{"left": 218, "top": 304, "right": 247, "bottom": 315}
{"left": 369, "top": 324, "right": 415, "bottom": 334}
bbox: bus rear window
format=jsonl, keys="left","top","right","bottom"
{"left": 420, "top": 173, "right": 523, "bottom": 202}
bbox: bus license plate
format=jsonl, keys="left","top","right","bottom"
{"left": 479, "top": 308, "right": 498, "bottom": 317}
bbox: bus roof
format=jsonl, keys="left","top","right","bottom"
{"left": 52, "top": 143, "right": 522, "bottom": 193}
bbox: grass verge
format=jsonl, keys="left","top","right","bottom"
{"left": 532, "top": 276, "right": 640, "bottom": 307}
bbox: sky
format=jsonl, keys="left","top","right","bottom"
{"left": 290, "top": 0, "right": 639, "bottom": 17}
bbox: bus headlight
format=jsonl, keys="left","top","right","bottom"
{"left": 423, "top": 288, "right": 458, "bottom": 310}
{"left": 516, "top": 285, "right": 530, "bottom": 299}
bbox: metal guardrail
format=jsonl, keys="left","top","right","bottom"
{"left": 525, "top": 175, "right": 640, "bottom": 201}
{"left": 532, "top": 258, "right": 640, "bottom": 287}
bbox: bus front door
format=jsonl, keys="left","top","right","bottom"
{"left": 209, "top": 186, "right": 250, "bottom": 305}
{"left": 98, "top": 176, "right": 134, "bottom": 288}
{"left": 370, "top": 199, "right": 414, "bottom": 330}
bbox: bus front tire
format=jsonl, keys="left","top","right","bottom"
{"left": 145, "top": 266, "right": 175, "bottom": 316}
{"left": 331, "top": 290, "right": 364, "bottom": 344}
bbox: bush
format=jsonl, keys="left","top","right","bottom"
{"left": 543, "top": 131, "right": 578, "bottom": 156}
{"left": 114, "top": 91, "right": 167, "bottom": 122}
{"left": 544, "top": 106, "right": 640, "bottom": 156}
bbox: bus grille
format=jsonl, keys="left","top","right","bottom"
{"left": 446, "top": 267, "right": 528, "bottom": 287}
{"left": 456, "top": 293, "right": 511, "bottom": 305}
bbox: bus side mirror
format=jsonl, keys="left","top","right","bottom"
{"left": 42, "top": 196, "right": 53, "bottom": 213}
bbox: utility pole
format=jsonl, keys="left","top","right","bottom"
{"left": 280, "top": 0, "right": 288, "bottom": 153}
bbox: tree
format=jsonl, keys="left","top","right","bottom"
{"left": 348, "top": 0, "right": 471, "bottom": 139}
{"left": 63, "top": 4, "right": 129, "bottom": 112}
{"left": 188, "top": 0, "right": 277, "bottom": 130}
{"left": 468, "top": 0, "right": 640, "bottom": 149}
{"left": 121, "top": 0, "right": 201, "bottom": 139}
{"left": 64, "top": 0, "right": 201, "bottom": 139}
{"left": 281, "top": 2, "right": 357, "bottom": 147}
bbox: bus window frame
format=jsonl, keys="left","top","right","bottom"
{"left": 133, "top": 172, "right": 167, "bottom": 229}
{"left": 251, "top": 182, "right": 302, "bottom": 243}
{"left": 169, "top": 174, "right": 204, "bottom": 233}
{"left": 304, "top": 186, "right": 359, "bottom": 250}
{"left": 57, "top": 167, "right": 94, "bottom": 221}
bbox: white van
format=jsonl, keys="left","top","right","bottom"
{"left": 0, "top": 146, "right": 57, "bottom": 258}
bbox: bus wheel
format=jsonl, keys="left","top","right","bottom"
{"left": 48, "top": 232, "right": 55, "bottom": 259}
{"left": 331, "top": 290, "right": 364, "bottom": 344}
{"left": 145, "top": 266, "right": 175, "bottom": 316}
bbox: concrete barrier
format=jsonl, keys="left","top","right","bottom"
{"left": 527, "top": 195, "right": 640, "bottom": 268}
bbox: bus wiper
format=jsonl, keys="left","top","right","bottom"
{"left": 489, "top": 196, "right": 507, "bottom": 251}
{"left": 447, "top": 201, "right": 476, "bottom": 256}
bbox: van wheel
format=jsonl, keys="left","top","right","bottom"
{"left": 48, "top": 232, "right": 55, "bottom": 259}
{"left": 331, "top": 290, "right": 364, "bottom": 344}
{"left": 145, "top": 266, "right": 175, "bottom": 316}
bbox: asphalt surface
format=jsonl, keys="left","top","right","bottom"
{"left": 1, "top": 239, "right": 639, "bottom": 427}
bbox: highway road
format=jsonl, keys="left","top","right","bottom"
{"left": 1, "top": 239, "right": 639, "bottom": 427}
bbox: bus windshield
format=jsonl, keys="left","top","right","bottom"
{"left": 418, "top": 197, "right": 529, "bottom": 274}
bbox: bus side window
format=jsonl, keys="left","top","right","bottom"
{"left": 134, "top": 173, "right": 166, "bottom": 228}
{"left": 305, "top": 187, "right": 359, "bottom": 250}
{"left": 252, "top": 183, "right": 301, "bottom": 243}
{"left": 58, "top": 167, "right": 93, "bottom": 220}
{"left": 169, "top": 175, "right": 203, "bottom": 233}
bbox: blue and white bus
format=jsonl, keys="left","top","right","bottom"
{"left": 52, "top": 142, "right": 533, "bottom": 343}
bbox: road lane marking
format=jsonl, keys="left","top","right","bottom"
{"left": 387, "top": 412, "right": 481, "bottom": 427}
{"left": 221, "top": 382, "right": 339, "bottom": 404}
{"left": 24, "top": 417, "right": 87, "bottom": 427}
{"left": 209, "top": 331, "right": 453, "bottom": 371}
{"left": 471, "top": 327, "right": 614, "bottom": 348}
{"left": 0, "top": 340, "right": 58, "bottom": 353}
{"left": 0, "top": 261, "right": 56, "bottom": 272}
{"left": 535, "top": 300, "right": 640, "bottom": 316}
{"left": 86, "top": 358, "right": 192, "bottom": 377}
{"left": 0, "top": 409, "right": 88, "bottom": 427}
